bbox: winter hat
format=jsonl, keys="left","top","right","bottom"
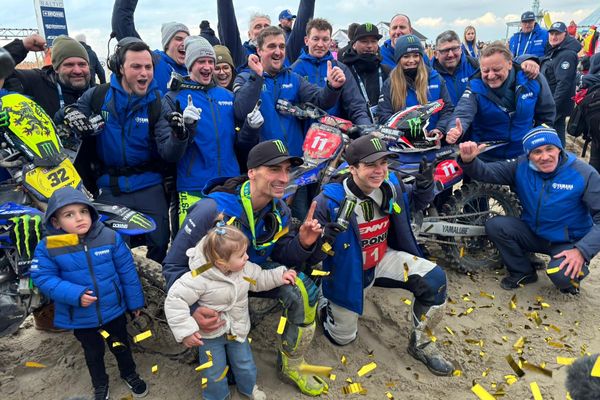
{"left": 184, "top": 36, "right": 216, "bottom": 71}
{"left": 161, "top": 22, "right": 190, "bottom": 50}
{"left": 51, "top": 35, "right": 89, "bottom": 70}
{"left": 522, "top": 126, "right": 563, "bottom": 155}
{"left": 393, "top": 34, "right": 424, "bottom": 63}
{"left": 214, "top": 45, "right": 234, "bottom": 68}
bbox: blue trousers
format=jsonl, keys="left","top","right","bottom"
{"left": 486, "top": 216, "right": 589, "bottom": 289}
{"left": 199, "top": 335, "right": 256, "bottom": 400}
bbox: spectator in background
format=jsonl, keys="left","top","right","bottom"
{"left": 462, "top": 26, "right": 480, "bottom": 59}
{"left": 278, "top": 9, "right": 296, "bottom": 39}
{"left": 338, "top": 22, "right": 360, "bottom": 60}
{"left": 509, "top": 11, "right": 548, "bottom": 58}
{"left": 199, "top": 20, "right": 220, "bottom": 46}
{"left": 380, "top": 14, "right": 431, "bottom": 68}
{"left": 213, "top": 45, "right": 235, "bottom": 90}
{"left": 567, "top": 21, "right": 580, "bottom": 40}
{"left": 74, "top": 34, "right": 105, "bottom": 87}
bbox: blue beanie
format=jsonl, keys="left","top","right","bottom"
{"left": 393, "top": 34, "right": 424, "bottom": 63}
{"left": 522, "top": 126, "right": 563, "bottom": 155}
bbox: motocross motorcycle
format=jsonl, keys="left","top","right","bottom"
{"left": 0, "top": 93, "right": 157, "bottom": 337}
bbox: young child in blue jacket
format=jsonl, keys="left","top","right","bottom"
{"left": 31, "top": 186, "right": 148, "bottom": 400}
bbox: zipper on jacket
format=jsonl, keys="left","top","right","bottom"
{"left": 273, "top": 76, "right": 289, "bottom": 147}
{"left": 535, "top": 180, "right": 546, "bottom": 233}
{"left": 112, "top": 280, "right": 123, "bottom": 307}
{"left": 83, "top": 243, "right": 103, "bottom": 325}
{"left": 209, "top": 98, "right": 221, "bottom": 174}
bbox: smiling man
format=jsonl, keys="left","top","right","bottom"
{"left": 509, "top": 11, "right": 549, "bottom": 58}
{"left": 458, "top": 127, "right": 600, "bottom": 293}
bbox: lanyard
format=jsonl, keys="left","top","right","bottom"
{"left": 56, "top": 82, "right": 65, "bottom": 109}
{"left": 353, "top": 66, "right": 383, "bottom": 122}
{"left": 516, "top": 31, "right": 533, "bottom": 56}
{"left": 239, "top": 180, "right": 284, "bottom": 250}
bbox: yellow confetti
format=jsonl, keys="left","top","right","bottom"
{"left": 99, "top": 330, "right": 110, "bottom": 339}
{"left": 547, "top": 341, "right": 565, "bottom": 349}
{"left": 591, "top": 356, "right": 600, "bottom": 377}
{"left": 112, "top": 342, "right": 124, "bottom": 348}
{"left": 191, "top": 262, "right": 213, "bottom": 277}
{"left": 342, "top": 382, "right": 366, "bottom": 395}
{"left": 513, "top": 336, "right": 525, "bottom": 350}
{"left": 425, "top": 327, "right": 437, "bottom": 343}
{"left": 151, "top": 365, "right": 158, "bottom": 374}
{"left": 329, "top": 374, "right": 336, "bottom": 381}
{"left": 471, "top": 383, "right": 495, "bottom": 400}
{"left": 567, "top": 392, "right": 573, "bottom": 400}
{"left": 243, "top": 276, "right": 257, "bottom": 285}
{"left": 523, "top": 361, "right": 553, "bottom": 377}
{"left": 311, "top": 270, "right": 330, "bottom": 277}
{"left": 530, "top": 382, "right": 543, "bottom": 400}
{"left": 226, "top": 216, "right": 236, "bottom": 225}
{"left": 403, "top": 263, "right": 409, "bottom": 282}
{"left": 549, "top": 324, "right": 561, "bottom": 332}
{"left": 227, "top": 334, "right": 237, "bottom": 341}
{"left": 357, "top": 361, "right": 377, "bottom": 377}
{"left": 299, "top": 364, "right": 333, "bottom": 377}
{"left": 505, "top": 374, "right": 518, "bottom": 385}
{"left": 481, "top": 368, "right": 490, "bottom": 377}
{"left": 341, "top": 355, "right": 347, "bottom": 365}
{"left": 277, "top": 316, "right": 287, "bottom": 334}
{"left": 502, "top": 336, "right": 508, "bottom": 342}
{"left": 215, "top": 366, "right": 229, "bottom": 382}
{"left": 195, "top": 360, "right": 213, "bottom": 371}
{"left": 201, "top": 377, "right": 208, "bottom": 389}
{"left": 506, "top": 355, "right": 525, "bottom": 377}
{"left": 459, "top": 247, "right": 465, "bottom": 258}
{"left": 401, "top": 298, "right": 412, "bottom": 306}
{"left": 385, "top": 391, "right": 394, "bottom": 399}
{"left": 133, "top": 330, "right": 152, "bottom": 343}
{"left": 556, "top": 357, "right": 576, "bottom": 366}
{"left": 509, "top": 294, "right": 517, "bottom": 310}
{"left": 120, "top": 394, "right": 133, "bottom": 400}
{"left": 445, "top": 326, "right": 455, "bottom": 336}
{"left": 479, "top": 291, "right": 495, "bottom": 300}
{"left": 321, "top": 242, "right": 334, "bottom": 256}
{"left": 25, "top": 361, "right": 46, "bottom": 368}
{"left": 453, "top": 369, "right": 462, "bottom": 376}
{"left": 541, "top": 302, "right": 550, "bottom": 308}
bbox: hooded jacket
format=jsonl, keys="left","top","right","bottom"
{"left": 165, "top": 236, "right": 286, "bottom": 343}
{"left": 164, "top": 82, "right": 240, "bottom": 192}
{"left": 509, "top": 23, "right": 549, "bottom": 58}
{"left": 162, "top": 176, "right": 315, "bottom": 290}
{"left": 67, "top": 74, "right": 187, "bottom": 193}
{"left": 31, "top": 187, "right": 145, "bottom": 329}
{"left": 541, "top": 35, "right": 582, "bottom": 117}
{"left": 459, "top": 153, "right": 600, "bottom": 261}
{"left": 291, "top": 49, "right": 371, "bottom": 125}
{"left": 152, "top": 50, "right": 189, "bottom": 95}
{"left": 432, "top": 52, "right": 479, "bottom": 105}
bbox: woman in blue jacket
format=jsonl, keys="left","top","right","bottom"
{"left": 377, "top": 34, "right": 454, "bottom": 140}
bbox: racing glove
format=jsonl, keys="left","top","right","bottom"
{"left": 63, "top": 106, "right": 95, "bottom": 137}
{"left": 415, "top": 156, "right": 434, "bottom": 191}
{"left": 183, "top": 94, "right": 201, "bottom": 125}
{"left": 246, "top": 101, "right": 264, "bottom": 129}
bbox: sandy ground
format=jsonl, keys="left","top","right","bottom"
{"left": 1, "top": 138, "right": 597, "bottom": 400}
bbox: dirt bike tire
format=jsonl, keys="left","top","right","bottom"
{"left": 438, "top": 182, "right": 521, "bottom": 274}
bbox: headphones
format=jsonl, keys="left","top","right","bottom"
{"left": 107, "top": 37, "right": 157, "bottom": 76}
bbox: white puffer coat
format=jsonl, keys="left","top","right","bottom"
{"left": 165, "top": 240, "right": 286, "bottom": 343}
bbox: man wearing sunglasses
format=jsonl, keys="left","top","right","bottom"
{"left": 162, "top": 140, "right": 329, "bottom": 397}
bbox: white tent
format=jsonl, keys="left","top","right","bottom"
{"left": 578, "top": 7, "right": 600, "bottom": 29}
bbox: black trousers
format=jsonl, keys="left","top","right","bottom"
{"left": 73, "top": 313, "right": 137, "bottom": 389}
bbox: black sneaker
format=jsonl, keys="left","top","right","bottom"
{"left": 560, "top": 286, "right": 580, "bottom": 295}
{"left": 94, "top": 385, "right": 109, "bottom": 400}
{"left": 122, "top": 374, "right": 148, "bottom": 398}
{"left": 500, "top": 273, "right": 538, "bottom": 290}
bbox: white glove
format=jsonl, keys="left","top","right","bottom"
{"left": 246, "top": 102, "right": 264, "bottom": 129}
{"left": 183, "top": 94, "right": 201, "bottom": 125}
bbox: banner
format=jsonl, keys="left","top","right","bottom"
{"left": 33, "top": 0, "right": 68, "bottom": 46}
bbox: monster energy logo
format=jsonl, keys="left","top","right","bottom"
{"left": 360, "top": 200, "right": 375, "bottom": 222}
{"left": 407, "top": 117, "right": 422, "bottom": 138}
{"left": 129, "top": 213, "right": 153, "bottom": 229}
{"left": 273, "top": 140, "right": 286, "bottom": 154}
{"left": 365, "top": 23, "right": 374, "bottom": 32}
{"left": 406, "top": 35, "right": 417, "bottom": 43}
{"left": 370, "top": 138, "right": 383, "bottom": 151}
{"left": 0, "top": 110, "right": 9, "bottom": 128}
{"left": 10, "top": 215, "right": 42, "bottom": 259}
{"left": 101, "top": 110, "right": 109, "bottom": 121}
{"left": 38, "top": 141, "right": 56, "bottom": 157}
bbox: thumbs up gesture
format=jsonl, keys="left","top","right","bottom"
{"left": 183, "top": 94, "right": 201, "bottom": 125}
{"left": 445, "top": 118, "right": 463, "bottom": 144}
{"left": 326, "top": 60, "right": 346, "bottom": 89}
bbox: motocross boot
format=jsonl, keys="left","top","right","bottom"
{"left": 277, "top": 346, "right": 329, "bottom": 397}
{"left": 407, "top": 302, "right": 454, "bottom": 376}
{"left": 33, "top": 303, "right": 68, "bottom": 332}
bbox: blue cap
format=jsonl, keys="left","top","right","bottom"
{"left": 522, "top": 126, "right": 563, "bottom": 155}
{"left": 278, "top": 9, "right": 296, "bottom": 20}
{"left": 393, "top": 34, "right": 424, "bottom": 63}
{"left": 521, "top": 11, "right": 536, "bottom": 22}
{"left": 549, "top": 21, "right": 567, "bottom": 33}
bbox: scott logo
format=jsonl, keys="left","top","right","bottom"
{"left": 552, "top": 183, "right": 574, "bottom": 190}
{"left": 94, "top": 249, "right": 110, "bottom": 256}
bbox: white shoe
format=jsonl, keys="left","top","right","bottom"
{"left": 251, "top": 385, "right": 266, "bottom": 400}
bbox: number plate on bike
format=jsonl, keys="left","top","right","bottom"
{"left": 303, "top": 124, "right": 342, "bottom": 160}
{"left": 24, "top": 158, "right": 81, "bottom": 200}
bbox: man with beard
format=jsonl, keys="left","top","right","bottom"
{"left": 341, "top": 23, "right": 392, "bottom": 122}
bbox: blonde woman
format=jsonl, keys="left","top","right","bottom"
{"left": 377, "top": 34, "right": 454, "bottom": 138}
{"left": 462, "top": 25, "right": 480, "bottom": 58}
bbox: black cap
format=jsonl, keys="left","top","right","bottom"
{"left": 247, "top": 140, "right": 303, "bottom": 169}
{"left": 344, "top": 135, "right": 398, "bottom": 165}
{"left": 352, "top": 23, "right": 383, "bottom": 42}
{"left": 548, "top": 21, "right": 567, "bottom": 33}
{"left": 521, "top": 11, "right": 536, "bottom": 22}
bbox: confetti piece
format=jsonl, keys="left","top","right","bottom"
{"left": 505, "top": 374, "right": 518, "bottom": 385}
{"left": 112, "top": 342, "right": 124, "bottom": 348}
{"left": 329, "top": 374, "right": 336, "bottom": 381}
{"left": 342, "top": 382, "right": 366, "bottom": 395}
{"left": 509, "top": 295, "right": 517, "bottom": 310}
{"left": 567, "top": 392, "right": 573, "bottom": 400}
{"left": 401, "top": 298, "right": 412, "bottom": 306}
{"left": 311, "top": 270, "right": 330, "bottom": 277}
{"left": 195, "top": 360, "right": 213, "bottom": 371}
{"left": 459, "top": 246, "right": 465, "bottom": 258}
{"left": 151, "top": 365, "right": 158, "bottom": 374}
{"left": 341, "top": 355, "right": 347, "bottom": 365}
{"left": 227, "top": 334, "right": 237, "bottom": 341}
{"left": 191, "top": 262, "right": 212, "bottom": 277}
{"left": 547, "top": 341, "right": 565, "bottom": 349}
{"left": 549, "top": 324, "right": 561, "bottom": 332}
{"left": 591, "top": 356, "right": 600, "bottom": 377}
{"left": 557, "top": 357, "right": 576, "bottom": 366}
{"left": 506, "top": 355, "right": 525, "bottom": 377}
{"left": 226, "top": 216, "right": 236, "bottom": 225}
{"left": 513, "top": 337, "right": 525, "bottom": 350}
{"left": 424, "top": 327, "right": 437, "bottom": 343}
{"left": 99, "top": 330, "right": 110, "bottom": 339}
{"left": 321, "top": 242, "right": 334, "bottom": 256}
{"left": 453, "top": 369, "right": 462, "bottom": 376}
{"left": 201, "top": 377, "right": 208, "bottom": 389}
{"left": 386, "top": 392, "right": 394, "bottom": 399}
{"left": 277, "top": 316, "right": 287, "bottom": 334}
{"left": 133, "top": 330, "right": 152, "bottom": 343}
{"left": 479, "top": 291, "right": 495, "bottom": 300}
{"left": 25, "top": 361, "right": 46, "bottom": 368}
{"left": 471, "top": 383, "right": 495, "bottom": 400}
{"left": 523, "top": 361, "right": 553, "bottom": 377}
{"left": 502, "top": 336, "right": 509, "bottom": 342}
{"left": 120, "top": 394, "right": 133, "bottom": 400}
{"left": 445, "top": 326, "right": 455, "bottom": 336}
{"left": 403, "top": 263, "right": 409, "bottom": 282}
{"left": 530, "top": 382, "right": 543, "bottom": 400}
{"left": 482, "top": 368, "right": 490, "bottom": 377}
{"left": 215, "top": 366, "right": 229, "bottom": 382}
{"left": 357, "top": 362, "right": 377, "bottom": 377}
{"left": 299, "top": 364, "right": 333, "bottom": 377}
{"left": 541, "top": 302, "right": 550, "bottom": 308}
{"left": 243, "top": 277, "right": 257, "bottom": 285}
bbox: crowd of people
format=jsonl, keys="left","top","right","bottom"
{"left": 1, "top": 1, "right": 600, "bottom": 399}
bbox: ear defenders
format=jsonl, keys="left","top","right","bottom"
{"left": 107, "top": 37, "right": 158, "bottom": 76}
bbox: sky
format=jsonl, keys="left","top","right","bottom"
{"left": 1, "top": 0, "right": 598, "bottom": 61}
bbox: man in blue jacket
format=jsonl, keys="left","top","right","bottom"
{"left": 509, "top": 11, "right": 548, "bottom": 58}
{"left": 233, "top": 26, "right": 346, "bottom": 157}
{"left": 291, "top": 18, "right": 371, "bottom": 125}
{"left": 217, "top": 0, "right": 314, "bottom": 71}
{"left": 458, "top": 127, "right": 600, "bottom": 293}
{"left": 163, "top": 140, "right": 329, "bottom": 396}
{"left": 61, "top": 38, "right": 189, "bottom": 263}
{"left": 111, "top": 0, "right": 189, "bottom": 94}
{"left": 311, "top": 135, "right": 454, "bottom": 376}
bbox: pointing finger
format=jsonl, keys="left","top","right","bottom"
{"left": 187, "top": 94, "right": 193, "bottom": 107}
